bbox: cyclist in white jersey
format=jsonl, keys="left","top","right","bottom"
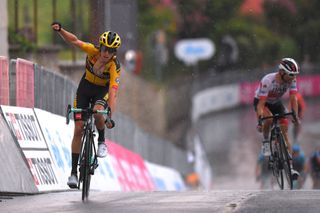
{"left": 253, "top": 58, "right": 300, "bottom": 180}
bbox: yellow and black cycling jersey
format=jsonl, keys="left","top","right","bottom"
{"left": 79, "top": 42, "right": 120, "bottom": 89}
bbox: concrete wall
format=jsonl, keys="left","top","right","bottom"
{"left": 0, "top": 0, "right": 8, "bottom": 57}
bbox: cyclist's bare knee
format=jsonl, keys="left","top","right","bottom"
{"left": 93, "top": 104, "right": 105, "bottom": 128}
{"left": 95, "top": 116, "right": 105, "bottom": 130}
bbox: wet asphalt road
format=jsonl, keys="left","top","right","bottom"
{"left": 2, "top": 190, "right": 320, "bottom": 213}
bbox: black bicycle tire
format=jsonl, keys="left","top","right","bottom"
{"left": 85, "top": 132, "right": 93, "bottom": 199}
{"left": 78, "top": 133, "right": 86, "bottom": 190}
{"left": 82, "top": 130, "right": 91, "bottom": 201}
{"left": 270, "top": 131, "right": 284, "bottom": 190}
{"left": 275, "top": 141, "right": 284, "bottom": 189}
{"left": 278, "top": 132, "right": 293, "bottom": 189}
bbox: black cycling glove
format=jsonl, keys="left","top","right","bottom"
{"left": 51, "top": 22, "right": 62, "bottom": 31}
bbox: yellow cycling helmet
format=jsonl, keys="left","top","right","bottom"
{"left": 99, "top": 31, "right": 121, "bottom": 49}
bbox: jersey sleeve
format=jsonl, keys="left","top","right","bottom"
{"left": 79, "top": 42, "right": 99, "bottom": 56}
{"left": 257, "top": 77, "right": 271, "bottom": 100}
{"left": 109, "top": 58, "right": 121, "bottom": 90}
{"left": 289, "top": 78, "right": 298, "bottom": 95}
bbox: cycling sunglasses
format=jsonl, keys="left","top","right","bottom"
{"left": 287, "top": 73, "right": 297, "bottom": 77}
{"left": 100, "top": 46, "right": 117, "bottom": 54}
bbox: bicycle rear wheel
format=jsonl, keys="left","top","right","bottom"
{"left": 278, "top": 132, "right": 293, "bottom": 189}
{"left": 270, "top": 135, "right": 284, "bottom": 189}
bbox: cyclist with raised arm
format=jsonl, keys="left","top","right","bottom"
{"left": 253, "top": 58, "right": 300, "bottom": 180}
{"left": 51, "top": 22, "right": 121, "bottom": 188}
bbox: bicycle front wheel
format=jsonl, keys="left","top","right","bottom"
{"left": 278, "top": 132, "right": 293, "bottom": 189}
{"left": 271, "top": 138, "right": 284, "bottom": 190}
{"left": 82, "top": 131, "right": 93, "bottom": 201}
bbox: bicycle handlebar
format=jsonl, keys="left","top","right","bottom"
{"left": 66, "top": 104, "right": 115, "bottom": 128}
{"left": 259, "top": 111, "right": 297, "bottom": 123}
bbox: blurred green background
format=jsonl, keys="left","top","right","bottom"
{"left": 7, "top": 0, "right": 320, "bottom": 83}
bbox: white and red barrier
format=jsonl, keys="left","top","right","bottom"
{"left": 145, "top": 161, "right": 186, "bottom": 191}
{"left": 16, "top": 58, "right": 35, "bottom": 108}
{"left": 0, "top": 56, "right": 9, "bottom": 105}
{"left": 1, "top": 105, "right": 60, "bottom": 191}
{"left": 0, "top": 105, "right": 186, "bottom": 193}
{"left": 107, "top": 140, "right": 155, "bottom": 191}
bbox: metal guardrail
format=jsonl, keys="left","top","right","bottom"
{"left": 34, "top": 64, "right": 77, "bottom": 116}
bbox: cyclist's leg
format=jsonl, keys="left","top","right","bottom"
{"left": 268, "top": 101, "right": 292, "bottom": 152}
{"left": 253, "top": 98, "right": 272, "bottom": 156}
{"left": 293, "top": 110, "right": 302, "bottom": 143}
{"left": 261, "top": 107, "right": 272, "bottom": 140}
{"left": 69, "top": 79, "right": 90, "bottom": 183}
{"left": 92, "top": 86, "right": 109, "bottom": 157}
{"left": 71, "top": 120, "right": 84, "bottom": 172}
{"left": 272, "top": 101, "right": 300, "bottom": 179}
{"left": 279, "top": 119, "right": 291, "bottom": 152}
{"left": 253, "top": 98, "right": 272, "bottom": 140}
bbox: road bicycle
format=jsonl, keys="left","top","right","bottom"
{"left": 66, "top": 104, "right": 113, "bottom": 201}
{"left": 260, "top": 111, "right": 297, "bottom": 190}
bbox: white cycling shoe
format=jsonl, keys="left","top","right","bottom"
{"left": 97, "top": 143, "right": 107, "bottom": 158}
{"left": 261, "top": 141, "right": 271, "bottom": 156}
{"left": 67, "top": 174, "right": 78, "bottom": 189}
{"left": 291, "top": 169, "right": 300, "bottom": 181}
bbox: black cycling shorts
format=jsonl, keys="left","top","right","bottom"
{"left": 73, "top": 77, "right": 109, "bottom": 121}
{"left": 253, "top": 98, "right": 287, "bottom": 115}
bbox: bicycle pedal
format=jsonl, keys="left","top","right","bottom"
{"left": 94, "top": 163, "right": 99, "bottom": 169}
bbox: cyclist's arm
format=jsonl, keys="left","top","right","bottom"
{"left": 288, "top": 79, "right": 299, "bottom": 115}
{"left": 256, "top": 98, "right": 267, "bottom": 120}
{"left": 298, "top": 93, "right": 306, "bottom": 118}
{"left": 289, "top": 93, "right": 299, "bottom": 118}
{"left": 256, "top": 77, "right": 271, "bottom": 120}
{"left": 52, "top": 24, "right": 84, "bottom": 49}
{"left": 108, "top": 59, "right": 121, "bottom": 116}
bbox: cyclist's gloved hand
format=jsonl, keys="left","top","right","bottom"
{"left": 105, "top": 106, "right": 115, "bottom": 129}
{"left": 293, "top": 116, "right": 301, "bottom": 125}
{"left": 106, "top": 119, "right": 115, "bottom": 129}
{"left": 51, "top": 21, "right": 62, "bottom": 31}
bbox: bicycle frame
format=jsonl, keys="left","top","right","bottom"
{"left": 261, "top": 111, "right": 296, "bottom": 190}
{"left": 66, "top": 104, "right": 111, "bottom": 201}
{"left": 78, "top": 108, "right": 96, "bottom": 200}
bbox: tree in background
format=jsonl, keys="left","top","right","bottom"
{"left": 294, "top": 0, "right": 320, "bottom": 63}
{"left": 137, "top": 0, "right": 178, "bottom": 82}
